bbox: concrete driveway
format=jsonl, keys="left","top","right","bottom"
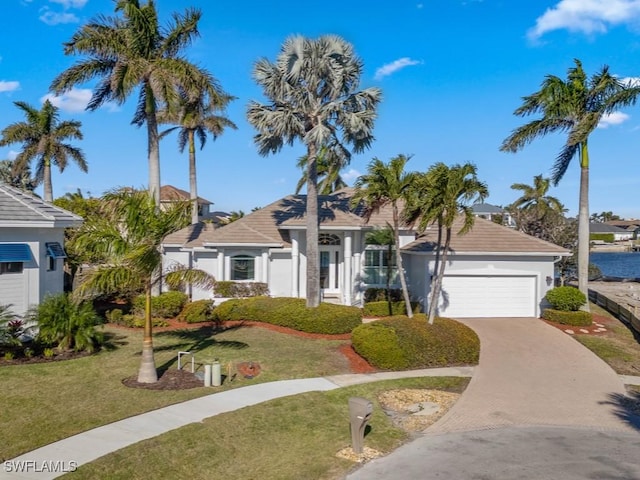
{"left": 347, "top": 317, "right": 640, "bottom": 479}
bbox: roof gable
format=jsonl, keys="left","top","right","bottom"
{"left": 0, "top": 184, "right": 83, "bottom": 227}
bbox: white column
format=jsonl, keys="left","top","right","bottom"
{"left": 291, "top": 232, "right": 299, "bottom": 297}
{"left": 344, "top": 232, "right": 352, "bottom": 305}
{"left": 217, "top": 250, "right": 225, "bottom": 281}
{"left": 262, "top": 251, "right": 269, "bottom": 283}
{"left": 353, "top": 231, "right": 362, "bottom": 305}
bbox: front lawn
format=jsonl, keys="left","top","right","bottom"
{"left": 0, "top": 324, "right": 352, "bottom": 460}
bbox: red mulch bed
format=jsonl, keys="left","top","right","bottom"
{"left": 542, "top": 313, "right": 616, "bottom": 335}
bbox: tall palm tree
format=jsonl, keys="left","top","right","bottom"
{"left": 247, "top": 35, "right": 381, "bottom": 308}
{"left": 510, "top": 174, "right": 565, "bottom": 218}
{"left": 74, "top": 188, "right": 213, "bottom": 383}
{"left": 0, "top": 100, "right": 86, "bottom": 202}
{"left": 50, "top": 0, "right": 218, "bottom": 206}
{"left": 159, "top": 89, "right": 237, "bottom": 224}
{"left": 0, "top": 159, "right": 37, "bottom": 192}
{"left": 295, "top": 145, "right": 350, "bottom": 195}
{"left": 353, "top": 155, "right": 416, "bottom": 318}
{"left": 405, "top": 163, "right": 488, "bottom": 324}
{"left": 500, "top": 59, "right": 640, "bottom": 303}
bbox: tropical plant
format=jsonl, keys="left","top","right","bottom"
{"left": 247, "top": 35, "right": 381, "bottom": 307}
{"left": 405, "top": 163, "right": 488, "bottom": 324}
{"left": 73, "top": 188, "right": 213, "bottom": 382}
{"left": 0, "top": 304, "right": 22, "bottom": 346}
{"left": 29, "top": 293, "right": 103, "bottom": 353}
{"left": 0, "top": 100, "right": 86, "bottom": 202}
{"left": 510, "top": 174, "right": 565, "bottom": 218}
{"left": 50, "top": 0, "right": 218, "bottom": 206}
{"left": 590, "top": 211, "right": 621, "bottom": 222}
{"left": 0, "top": 159, "right": 37, "bottom": 192}
{"left": 500, "top": 58, "right": 640, "bottom": 306}
{"left": 353, "top": 155, "right": 416, "bottom": 318}
{"left": 295, "top": 146, "right": 350, "bottom": 195}
{"left": 159, "top": 88, "right": 237, "bottom": 224}
{"left": 219, "top": 210, "right": 245, "bottom": 225}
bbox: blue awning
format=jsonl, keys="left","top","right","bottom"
{"left": 0, "top": 244, "right": 32, "bottom": 262}
{"left": 46, "top": 242, "right": 67, "bottom": 259}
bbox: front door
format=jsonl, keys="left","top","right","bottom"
{"left": 319, "top": 247, "right": 341, "bottom": 294}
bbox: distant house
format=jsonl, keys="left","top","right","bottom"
{"left": 605, "top": 220, "right": 640, "bottom": 239}
{"left": 472, "top": 203, "right": 516, "bottom": 228}
{"left": 162, "top": 188, "right": 569, "bottom": 318}
{"left": 589, "top": 222, "right": 633, "bottom": 242}
{"left": 0, "top": 184, "right": 82, "bottom": 315}
{"left": 160, "top": 185, "right": 228, "bottom": 225}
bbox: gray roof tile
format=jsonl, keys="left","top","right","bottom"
{"left": 0, "top": 184, "right": 83, "bottom": 227}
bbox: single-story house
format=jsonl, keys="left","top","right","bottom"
{"left": 0, "top": 184, "right": 83, "bottom": 315}
{"left": 605, "top": 220, "right": 640, "bottom": 239}
{"left": 589, "top": 222, "right": 634, "bottom": 242}
{"left": 161, "top": 189, "right": 569, "bottom": 318}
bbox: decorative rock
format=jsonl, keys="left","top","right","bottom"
{"left": 565, "top": 329, "right": 575, "bottom": 334}
{"left": 579, "top": 329, "right": 589, "bottom": 333}
{"left": 595, "top": 323, "right": 605, "bottom": 327}
{"left": 407, "top": 401, "right": 440, "bottom": 416}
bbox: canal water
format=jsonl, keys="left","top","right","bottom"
{"left": 590, "top": 251, "right": 640, "bottom": 279}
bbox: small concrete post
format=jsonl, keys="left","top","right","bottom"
{"left": 212, "top": 360, "right": 222, "bottom": 387}
{"left": 348, "top": 397, "right": 373, "bottom": 454}
{"left": 204, "top": 364, "right": 212, "bottom": 387}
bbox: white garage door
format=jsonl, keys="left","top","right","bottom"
{"left": 438, "top": 275, "right": 537, "bottom": 318}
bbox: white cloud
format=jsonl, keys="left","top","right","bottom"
{"left": 620, "top": 76, "right": 640, "bottom": 86}
{"left": 374, "top": 57, "right": 422, "bottom": 81}
{"left": 50, "top": 0, "right": 87, "bottom": 8}
{"left": 41, "top": 88, "right": 92, "bottom": 113}
{"left": 39, "top": 10, "right": 79, "bottom": 25}
{"left": 342, "top": 168, "right": 362, "bottom": 183}
{"left": 598, "top": 111, "right": 630, "bottom": 128}
{"left": 8, "top": 151, "right": 19, "bottom": 161}
{"left": 0, "top": 81, "right": 20, "bottom": 93}
{"left": 528, "top": 0, "right": 640, "bottom": 40}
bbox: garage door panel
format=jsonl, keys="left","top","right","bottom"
{"left": 438, "top": 275, "right": 536, "bottom": 318}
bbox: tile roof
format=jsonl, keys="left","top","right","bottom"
{"left": 402, "top": 216, "right": 569, "bottom": 255}
{"left": 0, "top": 183, "right": 83, "bottom": 227}
{"left": 160, "top": 185, "right": 212, "bottom": 205}
{"left": 472, "top": 203, "right": 504, "bottom": 215}
{"left": 589, "top": 222, "right": 630, "bottom": 234}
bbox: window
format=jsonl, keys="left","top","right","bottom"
{"left": 363, "top": 248, "right": 397, "bottom": 285}
{"left": 231, "top": 255, "right": 255, "bottom": 281}
{"left": 0, "top": 262, "right": 23, "bottom": 274}
{"left": 45, "top": 242, "right": 66, "bottom": 272}
{"left": 319, "top": 234, "right": 341, "bottom": 245}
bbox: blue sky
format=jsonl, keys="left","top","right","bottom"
{"left": 2, "top": 0, "right": 640, "bottom": 218}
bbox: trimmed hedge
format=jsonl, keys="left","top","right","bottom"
{"left": 351, "top": 314, "right": 480, "bottom": 371}
{"left": 363, "top": 301, "right": 421, "bottom": 317}
{"left": 132, "top": 291, "right": 188, "bottom": 318}
{"left": 590, "top": 233, "right": 614, "bottom": 243}
{"left": 364, "top": 288, "right": 403, "bottom": 303}
{"left": 178, "top": 300, "right": 214, "bottom": 324}
{"left": 542, "top": 308, "right": 593, "bottom": 326}
{"left": 213, "top": 281, "right": 269, "bottom": 298}
{"left": 545, "top": 286, "right": 586, "bottom": 311}
{"left": 212, "top": 297, "right": 362, "bottom": 334}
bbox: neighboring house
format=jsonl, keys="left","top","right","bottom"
{"left": 160, "top": 185, "right": 226, "bottom": 225}
{"left": 589, "top": 222, "right": 633, "bottom": 242}
{"left": 0, "top": 184, "right": 82, "bottom": 315}
{"left": 162, "top": 188, "right": 569, "bottom": 318}
{"left": 605, "top": 220, "right": 640, "bottom": 239}
{"left": 472, "top": 202, "right": 516, "bottom": 228}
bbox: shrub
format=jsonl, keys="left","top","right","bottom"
{"left": 363, "top": 301, "right": 421, "bottom": 317}
{"left": 43, "top": 348, "right": 55, "bottom": 358}
{"left": 178, "top": 300, "right": 214, "bottom": 323}
{"left": 352, "top": 315, "right": 480, "bottom": 371}
{"left": 132, "top": 291, "right": 188, "bottom": 319}
{"left": 105, "top": 309, "right": 124, "bottom": 324}
{"left": 542, "top": 309, "right": 593, "bottom": 326}
{"left": 590, "top": 233, "right": 614, "bottom": 243}
{"left": 213, "top": 281, "right": 269, "bottom": 298}
{"left": 545, "top": 286, "right": 586, "bottom": 311}
{"left": 0, "top": 304, "right": 22, "bottom": 346}
{"left": 120, "top": 315, "right": 169, "bottom": 328}
{"left": 363, "top": 288, "right": 403, "bottom": 303}
{"left": 212, "top": 297, "right": 362, "bottom": 334}
{"left": 30, "top": 293, "right": 104, "bottom": 353}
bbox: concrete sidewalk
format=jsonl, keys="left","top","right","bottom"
{"left": 1, "top": 367, "right": 474, "bottom": 480}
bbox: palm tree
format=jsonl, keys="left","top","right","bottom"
{"left": 73, "top": 188, "right": 213, "bottom": 383}
{"left": 0, "top": 100, "right": 86, "bottom": 202}
{"left": 159, "top": 89, "right": 237, "bottom": 224}
{"left": 405, "top": 163, "right": 488, "bottom": 324}
{"left": 0, "top": 159, "right": 37, "bottom": 192}
{"left": 295, "top": 145, "right": 350, "bottom": 195}
{"left": 500, "top": 59, "right": 640, "bottom": 304}
{"left": 510, "top": 174, "right": 565, "bottom": 218}
{"left": 51, "top": 0, "right": 218, "bottom": 206}
{"left": 353, "top": 155, "right": 416, "bottom": 318}
{"left": 247, "top": 35, "right": 381, "bottom": 308}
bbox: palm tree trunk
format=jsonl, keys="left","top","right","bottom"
{"left": 393, "top": 206, "right": 413, "bottom": 318}
{"left": 145, "top": 84, "right": 161, "bottom": 207}
{"left": 43, "top": 157, "right": 53, "bottom": 203}
{"left": 427, "top": 222, "right": 444, "bottom": 323}
{"left": 306, "top": 143, "right": 320, "bottom": 308}
{"left": 578, "top": 142, "right": 590, "bottom": 311}
{"left": 137, "top": 283, "right": 158, "bottom": 383}
{"left": 429, "top": 226, "right": 451, "bottom": 325}
{"left": 188, "top": 130, "right": 198, "bottom": 225}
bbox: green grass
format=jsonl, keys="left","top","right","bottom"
{"left": 574, "top": 303, "right": 640, "bottom": 376}
{"left": 0, "top": 324, "right": 352, "bottom": 460}
{"left": 68, "top": 377, "right": 469, "bottom": 480}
